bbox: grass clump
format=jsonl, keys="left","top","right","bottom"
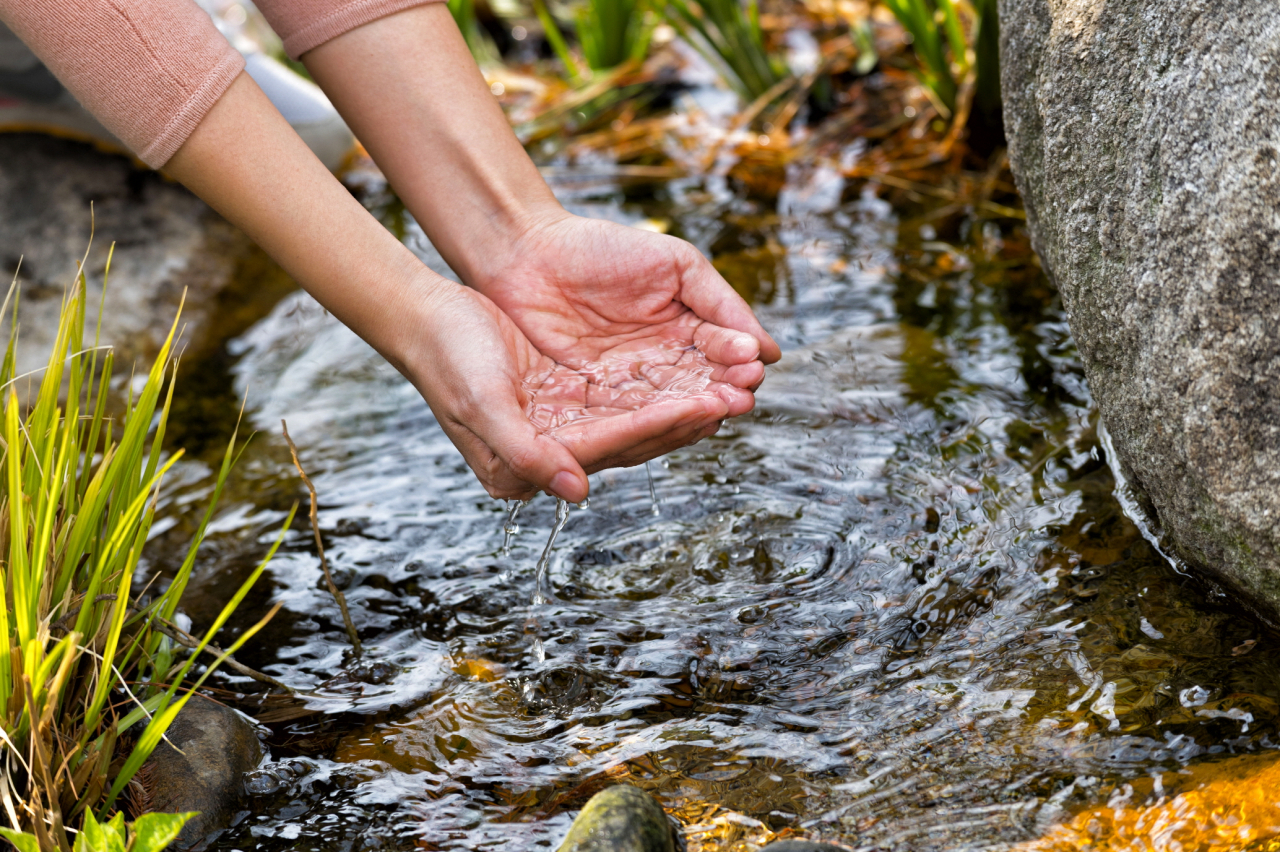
{"left": 0, "top": 253, "right": 291, "bottom": 851}
{"left": 577, "top": 0, "right": 653, "bottom": 72}
{"left": 657, "top": 0, "right": 786, "bottom": 100}
{"left": 880, "top": 0, "right": 1000, "bottom": 119}
{"left": 532, "top": 0, "right": 653, "bottom": 83}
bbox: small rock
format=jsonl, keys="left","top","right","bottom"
{"left": 557, "top": 785, "right": 677, "bottom": 852}
{"left": 134, "top": 694, "right": 263, "bottom": 848}
{"left": 759, "top": 842, "right": 851, "bottom": 852}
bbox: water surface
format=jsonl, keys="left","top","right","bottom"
{"left": 149, "top": 163, "right": 1280, "bottom": 852}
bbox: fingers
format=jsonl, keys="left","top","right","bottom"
{"left": 708, "top": 359, "right": 765, "bottom": 390}
{"left": 695, "top": 323, "right": 761, "bottom": 365}
{"left": 550, "top": 394, "right": 729, "bottom": 473}
{"left": 710, "top": 382, "right": 755, "bottom": 417}
{"left": 675, "top": 244, "right": 782, "bottom": 364}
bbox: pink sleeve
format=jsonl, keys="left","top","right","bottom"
{"left": 256, "top": 0, "right": 447, "bottom": 60}
{"left": 0, "top": 0, "right": 243, "bottom": 169}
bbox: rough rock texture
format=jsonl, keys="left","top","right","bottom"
{"left": 136, "top": 695, "right": 263, "bottom": 848}
{"left": 557, "top": 785, "right": 677, "bottom": 852}
{"left": 0, "top": 134, "right": 251, "bottom": 375}
{"left": 1000, "top": 0, "right": 1280, "bottom": 619}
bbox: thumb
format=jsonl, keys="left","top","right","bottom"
{"left": 464, "top": 398, "right": 591, "bottom": 503}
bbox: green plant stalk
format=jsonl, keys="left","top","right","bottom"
{"left": 532, "top": 0, "right": 585, "bottom": 84}
{"left": 657, "top": 0, "right": 786, "bottom": 102}
{"left": 972, "top": 0, "right": 1000, "bottom": 117}
{"left": 446, "top": 0, "right": 501, "bottom": 66}
{"left": 0, "top": 254, "right": 287, "bottom": 849}
{"left": 881, "top": 0, "right": 957, "bottom": 112}
{"left": 577, "top": 0, "right": 652, "bottom": 72}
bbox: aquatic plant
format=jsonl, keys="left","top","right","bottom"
{"left": 0, "top": 252, "right": 291, "bottom": 850}
{"left": 880, "top": 0, "right": 965, "bottom": 113}
{"left": 656, "top": 0, "right": 787, "bottom": 101}
{"left": 880, "top": 0, "right": 1000, "bottom": 119}
{"left": 531, "top": 0, "right": 586, "bottom": 84}
{"left": 448, "top": 0, "right": 502, "bottom": 65}
{"left": 576, "top": 0, "right": 653, "bottom": 72}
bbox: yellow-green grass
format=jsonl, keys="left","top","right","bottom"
{"left": 0, "top": 249, "right": 292, "bottom": 851}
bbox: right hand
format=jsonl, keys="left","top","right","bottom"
{"left": 400, "top": 276, "right": 731, "bottom": 503}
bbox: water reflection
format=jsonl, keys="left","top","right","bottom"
{"left": 144, "top": 162, "right": 1280, "bottom": 851}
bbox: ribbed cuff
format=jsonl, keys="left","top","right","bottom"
{"left": 139, "top": 50, "right": 245, "bottom": 168}
{"left": 281, "top": 0, "right": 446, "bottom": 60}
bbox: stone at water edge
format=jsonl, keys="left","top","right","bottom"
{"left": 759, "top": 842, "right": 852, "bottom": 852}
{"left": 0, "top": 134, "right": 253, "bottom": 376}
{"left": 556, "top": 785, "right": 679, "bottom": 852}
{"left": 132, "top": 694, "right": 264, "bottom": 848}
{"left": 999, "top": 0, "right": 1280, "bottom": 617}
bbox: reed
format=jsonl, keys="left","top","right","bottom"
{"left": 448, "top": 0, "right": 501, "bottom": 66}
{"left": 880, "top": 0, "right": 1000, "bottom": 119}
{"left": 0, "top": 251, "right": 292, "bottom": 851}
{"left": 577, "top": 0, "right": 652, "bottom": 72}
{"left": 656, "top": 0, "right": 786, "bottom": 101}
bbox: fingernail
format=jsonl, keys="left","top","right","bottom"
{"left": 550, "top": 471, "right": 581, "bottom": 501}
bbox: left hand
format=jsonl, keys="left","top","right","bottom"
{"left": 474, "top": 213, "right": 781, "bottom": 438}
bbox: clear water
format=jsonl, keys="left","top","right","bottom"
{"left": 145, "top": 164, "right": 1280, "bottom": 852}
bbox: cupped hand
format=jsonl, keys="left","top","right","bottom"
{"left": 475, "top": 214, "right": 781, "bottom": 424}
{"left": 402, "top": 277, "right": 730, "bottom": 502}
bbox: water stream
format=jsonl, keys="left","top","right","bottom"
{"left": 145, "top": 163, "right": 1280, "bottom": 852}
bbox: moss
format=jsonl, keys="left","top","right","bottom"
{"left": 557, "top": 786, "right": 675, "bottom": 852}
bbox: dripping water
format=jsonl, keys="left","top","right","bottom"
{"left": 645, "top": 460, "right": 660, "bottom": 515}
{"left": 532, "top": 498, "right": 571, "bottom": 606}
{"left": 501, "top": 498, "right": 528, "bottom": 557}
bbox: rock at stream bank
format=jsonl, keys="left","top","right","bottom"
{"left": 0, "top": 134, "right": 252, "bottom": 375}
{"left": 999, "top": 0, "right": 1280, "bottom": 619}
{"left": 132, "top": 694, "right": 264, "bottom": 848}
{"left": 557, "top": 785, "right": 679, "bottom": 852}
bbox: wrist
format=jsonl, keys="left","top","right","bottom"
{"left": 458, "top": 200, "right": 571, "bottom": 295}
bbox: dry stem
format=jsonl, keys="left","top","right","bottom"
{"left": 152, "top": 618, "right": 298, "bottom": 695}
{"left": 281, "top": 420, "right": 364, "bottom": 657}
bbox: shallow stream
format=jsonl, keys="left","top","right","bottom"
{"left": 148, "top": 160, "right": 1280, "bottom": 851}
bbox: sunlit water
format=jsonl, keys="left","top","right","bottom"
{"left": 145, "top": 164, "right": 1280, "bottom": 852}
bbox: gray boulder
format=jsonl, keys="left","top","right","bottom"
{"left": 1000, "top": 0, "right": 1280, "bottom": 618}
{"left": 0, "top": 134, "right": 251, "bottom": 375}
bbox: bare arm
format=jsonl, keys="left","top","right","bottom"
{"left": 302, "top": 5, "right": 780, "bottom": 409}
{"left": 165, "top": 72, "right": 727, "bottom": 503}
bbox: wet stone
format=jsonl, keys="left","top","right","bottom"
{"left": 556, "top": 785, "right": 677, "bottom": 852}
{"left": 133, "top": 694, "right": 263, "bottom": 848}
{"left": 759, "top": 843, "right": 851, "bottom": 852}
{"left": 1001, "top": 0, "right": 1280, "bottom": 619}
{"left": 0, "top": 135, "right": 250, "bottom": 375}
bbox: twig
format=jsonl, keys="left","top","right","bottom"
{"left": 152, "top": 618, "right": 298, "bottom": 695}
{"left": 280, "top": 420, "right": 364, "bottom": 657}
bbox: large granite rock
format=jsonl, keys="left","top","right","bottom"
{"left": 999, "top": 0, "right": 1280, "bottom": 619}
{"left": 0, "top": 134, "right": 252, "bottom": 375}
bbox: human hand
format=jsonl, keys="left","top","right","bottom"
{"left": 401, "top": 275, "right": 731, "bottom": 502}
{"left": 471, "top": 213, "right": 781, "bottom": 440}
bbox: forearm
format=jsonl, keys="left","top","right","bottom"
{"left": 164, "top": 71, "right": 443, "bottom": 374}
{"left": 301, "top": 3, "right": 564, "bottom": 291}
